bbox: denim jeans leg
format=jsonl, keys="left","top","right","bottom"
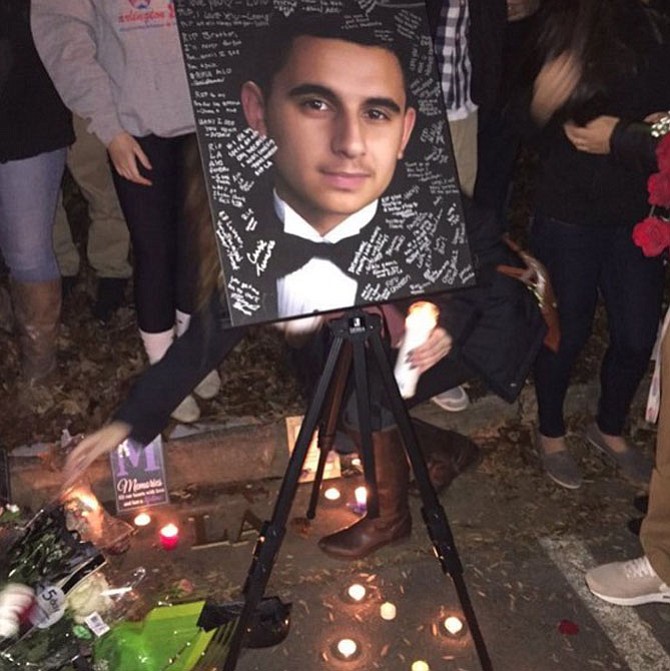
{"left": 0, "top": 149, "right": 66, "bottom": 283}
{"left": 530, "top": 215, "right": 603, "bottom": 437}
{"left": 597, "top": 225, "right": 665, "bottom": 435}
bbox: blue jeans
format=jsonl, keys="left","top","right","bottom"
{"left": 531, "top": 214, "right": 665, "bottom": 437}
{"left": 0, "top": 149, "right": 65, "bottom": 282}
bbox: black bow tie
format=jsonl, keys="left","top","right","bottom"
{"left": 269, "top": 230, "right": 366, "bottom": 279}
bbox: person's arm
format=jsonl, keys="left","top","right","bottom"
{"left": 30, "top": 0, "right": 122, "bottom": 147}
{"left": 62, "top": 296, "right": 246, "bottom": 487}
{"left": 31, "top": 0, "right": 154, "bottom": 186}
{"left": 564, "top": 115, "right": 663, "bottom": 174}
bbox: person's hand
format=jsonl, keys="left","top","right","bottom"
{"left": 564, "top": 116, "right": 619, "bottom": 155}
{"left": 531, "top": 52, "right": 581, "bottom": 126}
{"left": 645, "top": 111, "right": 669, "bottom": 124}
{"left": 107, "top": 131, "right": 153, "bottom": 186}
{"left": 406, "top": 327, "right": 452, "bottom": 375}
{"left": 62, "top": 421, "right": 132, "bottom": 492}
{"left": 507, "top": 0, "right": 540, "bottom": 22}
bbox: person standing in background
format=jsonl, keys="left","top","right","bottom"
{"left": 32, "top": 0, "right": 220, "bottom": 423}
{"left": 0, "top": 0, "right": 74, "bottom": 383}
{"left": 53, "top": 113, "right": 132, "bottom": 323}
{"left": 425, "top": 0, "right": 541, "bottom": 413}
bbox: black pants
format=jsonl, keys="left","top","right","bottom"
{"left": 111, "top": 133, "right": 197, "bottom": 333}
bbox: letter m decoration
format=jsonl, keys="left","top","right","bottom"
{"left": 114, "top": 439, "right": 161, "bottom": 477}
{"left": 110, "top": 436, "right": 169, "bottom": 513}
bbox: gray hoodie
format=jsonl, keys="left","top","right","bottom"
{"left": 31, "top": 0, "right": 195, "bottom": 146}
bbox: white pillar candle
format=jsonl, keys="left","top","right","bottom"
{"left": 394, "top": 302, "right": 439, "bottom": 399}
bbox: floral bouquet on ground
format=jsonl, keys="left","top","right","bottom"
{"left": 0, "top": 486, "right": 134, "bottom": 671}
{"left": 632, "top": 129, "right": 670, "bottom": 257}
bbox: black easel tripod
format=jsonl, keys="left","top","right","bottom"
{"left": 204, "top": 310, "right": 493, "bottom": 671}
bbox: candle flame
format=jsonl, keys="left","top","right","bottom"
{"left": 160, "top": 523, "right": 179, "bottom": 538}
{"left": 324, "top": 487, "right": 341, "bottom": 501}
{"left": 133, "top": 512, "right": 152, "bottom": 527}
{"left": 443, "top": 615, "right": 464, "bottom": 635}
{"left": 407, "top": 301, "right": 439, "bottom": 322}
{"left": 411, "top": 661, "right": 430, "bottom": 671}
{"left": 70, "top": 488, "right": 100, "bottom": 512}
{"left": 347, "top": 584, "right": 366, "bottom": 602}
{"left": 336, "top": 638, "right": 358, "bottom": 658}
{"left": 354, "top": 486, "right": 367, "bottom": 507}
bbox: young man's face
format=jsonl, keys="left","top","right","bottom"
{"left": 241, "top": 36, "right": 416, "bottom": 235}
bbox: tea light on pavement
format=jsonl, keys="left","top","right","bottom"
{"left": 346, "top": 583, "right": 367, "bottom": 602}
{"left": 159, "top": 523, "right": 180, "bottom": 550}
{"left": 133, "top": 512, "right": 152, "bottom": 527}
{"left": 335, "top": 638, "right": 358, "bottom": 660}
{"left": 380, "top": 601, "right": 397, "bottom": 621}
{"left": 324, "top": 487, "right": 341, "bottom": 502}
{"left": 411, "top": 662, "right": 430, "bottom": 671}
{"left": 443, "top": 615, "right": 465, "bottom": 636}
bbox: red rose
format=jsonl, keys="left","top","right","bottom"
{"left": 656, "top": 134, "right": 670, "bottom": 174}
{"left": 632, "top": 216, "right": 670, "bottom": 257}
{"left": 648, "top": 171, "right": 670, "bottom": 208}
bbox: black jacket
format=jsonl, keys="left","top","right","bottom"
{"left": 0, "top": 0, "right": 73, "bottom": 162}
{"left": 115, "top": 199, "right": 546, "bottom": 444}
{"left": 512, "top": 0, "right": 670, "bottom": 227}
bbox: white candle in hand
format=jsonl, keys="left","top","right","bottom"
{"left": 394, "top": 302, "right": 439, "bottom": 399}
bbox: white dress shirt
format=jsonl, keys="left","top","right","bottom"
{"left": 274, "top": 193, "right": 378, "bottom": 334}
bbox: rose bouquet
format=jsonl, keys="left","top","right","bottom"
{"left": 632, "top": 129, "right": 670, "bottom": 257}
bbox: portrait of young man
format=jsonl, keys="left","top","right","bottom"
{"left": 234, "top": 16, "right": 418, "bottom": 328}
{"left": 194, "top": 9, "right": 471, "bottom": 328}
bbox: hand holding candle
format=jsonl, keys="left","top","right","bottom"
{"left": 394, "top": 302, "right": 440, "bottom": 399}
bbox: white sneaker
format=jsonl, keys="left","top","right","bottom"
{"left": 171, "top": 394, "right": 200, "bottom": 423}
{"left": 586, "top": 556, "right": 670, "bottom": 606}
{"left": 193, "top": 369, "right": 221, "bottom": 400}
{"left": 430, "top": 385, "right": 470, "bottom": 412}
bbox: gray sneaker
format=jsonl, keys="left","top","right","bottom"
{"left": 586, "top": 556, "right": 670, "bottom": 606}
{"left": 584, "top": 423, "right": 653, "bottom": 484}
{"left": 536, "top": 431, "right": 582, "bottom": 489}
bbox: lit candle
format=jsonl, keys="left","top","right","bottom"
{"left": 354, "top": 486, "right": 367, "bottom": 514}
{"left": 443, "top": 615, "right": 465, "bottom": 636}
{"left": 335, "top": 638, "right": 358, "bottom": 659}
{"left": 393, "top": 302, "right": 439, "bottom": 399}
{"left": 159, "top": 523, "right": 179, "bottom": 550}
{"left": 411, "top": 661, "right": 430, "bottom": 671}
{"left": 133, "top": 512, "right": 152, "bottom": 527}
{"left": 324, "top": 487, "right": 341, "bottom": 502}
{"left": 380, "top": 602, "right": 397, "bottom": 621}
{"left": 346, "top": 584, "right": 366, "bottom": 602}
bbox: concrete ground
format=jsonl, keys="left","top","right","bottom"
{"left": 5, "top": 382, "right": 669, "bottom": 670}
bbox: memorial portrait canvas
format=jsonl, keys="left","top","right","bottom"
{"left": 175, "top": 0, "right": 474, "bottom": 327}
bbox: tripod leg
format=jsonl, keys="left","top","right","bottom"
{"left": 220, "top": 335, "right": 346, "bottom": 671}
{"left": 368, "top": 328, "right": 494, "bottom": 671}
{"left": 351, "top": 335, "right": 379, "bottom": 518}
{"left": 307, "top": 342, "right": 352, "bottom": 519}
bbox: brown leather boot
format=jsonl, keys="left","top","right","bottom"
{"left": 318, "top": 427, "right": 411, "bottom": 560}
{"left": 10, "top": 279, "right": 61, "bottom": 382}
{"left": 411, "top": 418, "right": 481, "bottom": 494}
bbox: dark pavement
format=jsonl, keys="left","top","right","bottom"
{"left": 6, "top": 382, "right": 670, "bottom": 671}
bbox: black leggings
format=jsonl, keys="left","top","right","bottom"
{"left": 111, "top": 133, "right": 197, "bottom": 333}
